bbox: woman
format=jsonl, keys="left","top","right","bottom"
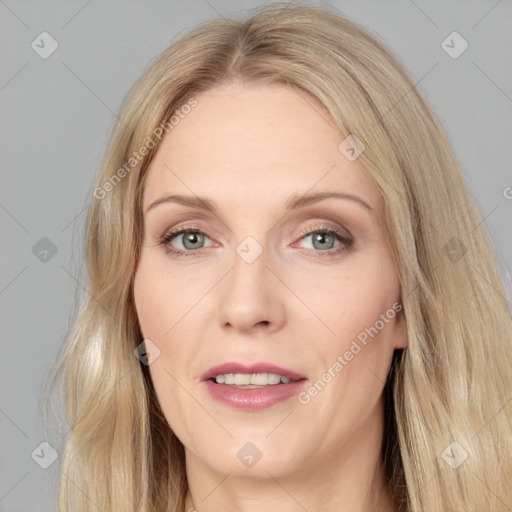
{"left": 46, "top": 3, "right": 512, "bottom": 511}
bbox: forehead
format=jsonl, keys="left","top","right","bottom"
{"left": 142, "top": 82, "right": 380, "bottom": 214}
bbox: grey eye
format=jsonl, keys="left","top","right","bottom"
{"left": 180, "top": 232, "right": 206, "bottom": 250}
{"left": 309, "top": 232, "right": 336, "bottom": 250}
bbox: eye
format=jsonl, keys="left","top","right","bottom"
{"left": 292, "top": 224, "right": 353, "bottom": 258}
{"left": 158, "top": 226, "right": 213, "bottom": 256}
{"left": 158, "top": 223, "right": 354, "bottom": 258}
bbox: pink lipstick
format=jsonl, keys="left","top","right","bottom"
{"left": 201, "top": 362, "right": 308, "bottom": 410}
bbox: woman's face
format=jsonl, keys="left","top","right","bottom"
{"left": 133, "top": 81, "right": 407, "bottom": 481}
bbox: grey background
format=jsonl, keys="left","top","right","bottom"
{"left": 1, "top": 0, "right": 511, "bottom": 510}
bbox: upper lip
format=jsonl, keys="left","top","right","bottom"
{"left": 201, "top": 362, "right": 307, "bottom": 382}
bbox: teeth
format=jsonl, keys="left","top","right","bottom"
{"left": 214, "top": 373, "right": 294, "bottom": 386}
{"left": 234, "top": 374, "right": 250, "bottom": 385}
{"left": 268, "top": 373, "right": 281, "bottom": 385}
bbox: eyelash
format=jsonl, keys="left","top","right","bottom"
{"left": 158, "top": 223, "right": 354, "bottom": 259}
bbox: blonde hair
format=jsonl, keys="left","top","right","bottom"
{"left": 44, "top": 3, "right": 512, "bottom": 511}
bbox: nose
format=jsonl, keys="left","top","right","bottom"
{"left": 217, "top": 244, "right": 286, "bottom": 335}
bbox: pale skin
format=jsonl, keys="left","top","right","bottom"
{"left": 133, "top": 81, "right": 408, "bottom": 512}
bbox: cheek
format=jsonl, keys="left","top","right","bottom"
{"left": 292, "top": 252, "right": 400, "bottom": 344}
{"left": 133, "top": 255, "right": 193, "bottom": 338}
{"left": 133, "top": 255, "right": 205, "bottom": 386}
{"left": 133, "top": 272, "right": 164, "bottom": 339}
{"left": 133, "top": 259, "right": 198, "bottom": 432}
{"left": 294, "top": 252, "right": 400, "bottom": 400}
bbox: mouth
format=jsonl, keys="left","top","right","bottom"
{"left": 201, "top": 362, "right": 308, "bottom": 409}
{"left": 208, "top": 372, "right": 302, "bottom": 387}
{"left": 201, "top": 361, "right": 307, "bottom": 384}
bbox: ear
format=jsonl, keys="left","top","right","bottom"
{"left": 392, "top": 303, "right": 408, "bottom": 349}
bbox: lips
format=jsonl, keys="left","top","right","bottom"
{"left": 201, "top": 362, "right": 307, "bottom": 382}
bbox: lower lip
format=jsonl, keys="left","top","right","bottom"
{"left": 203, "top": 379, "right": 308, "bottom": 410}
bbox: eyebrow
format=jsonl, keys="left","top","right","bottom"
{"left": 145, "top": 191, "right": 373, "bottom": 214}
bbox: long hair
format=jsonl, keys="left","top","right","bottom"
{"left": 44, "top": 3, "right": 512, "bottom": 511}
